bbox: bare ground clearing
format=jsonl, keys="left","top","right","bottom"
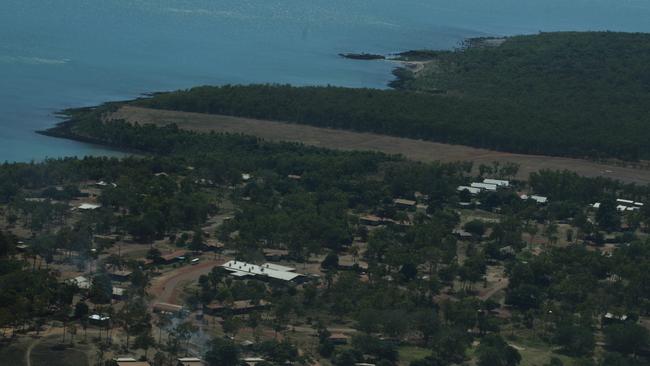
{"left": 111, "top": 106, "right": 650, "bottom": 184}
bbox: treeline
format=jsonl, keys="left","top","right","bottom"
{"left": 112, "top": 31, "right": 650, "bottom": 161}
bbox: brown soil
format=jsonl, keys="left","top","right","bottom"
{"left": 149, "top": 256, "right": 228, "bottom": 305}
{"left": 110, "top": 106, "right": 650, "bottom": 184}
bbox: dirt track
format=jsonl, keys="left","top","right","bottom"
{"left": 111, "top": 106, "right": 650, "bottom": 184}
{"left": 149, "top": 258, "right": 226, "bottom": 305}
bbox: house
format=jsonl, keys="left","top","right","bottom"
{"left": 483, "top": 179, "right": 510, "bottom": 187}
{"left": 153, "top": 302, "right": 184, "bottom": 315}
{"left": 114, "top": 358, "right": 151, "bottom": 366}
{"left": 159, "top": 250, "right": 188, "bottom": 264}
{"left": 112, "top": 287, "right": 127, "bottom": 301}
{"left": 78, "top": 203, "right": 101, "bottom": 210}
{"left": 177, "top": 357, "right": 204, "bottom": 366}
{"left": 602, "top": 312, "right": 631, "bottom": 326}
{"left": 328, "top": 333, "right": 350, "bottom": 345}
{"left": 109, "top": 270, "right": 133, "bottom": 282}
{"left": 456, "top": 186, "right": 481, "bottom": 194}
{"left": 15, "top": 243, "right": 29, "bottom": 252}
{"left": 287, "top": 174, "right": 302, "bottom": 180}
{"left": 88, "top": 314, "right": 110, "bottom": 326}
{"left": 393, "top": 198, "right": 417, "bottom": 209}
{"left": 471, "top": 182, "right": 498, "bottom": 191}
{"left": 263, "top": 248, "right": 290, "bottom": 261}
{"left": 70, "top": 275, "right": 91, "bottom": 290}
{"left": 359, "top": 215, "right": 385, "bottom": 226}
{"left": 243, "top": 357, "right": 266, "bottom": 366}
{"left": 94, "top": 235, "right": 118, "bottom": 245}
{"left": 416, "top": 204, "right": 429, "bottom": 214}
{"left": 205, "top": 300, "right": 271, "bottom": 316}
{"left": 520, "top": 194, "right": 548, "bottom": 204}
{"left": 452, "top": 229, "right": 473, "bottom": 240}
{"left": 221, "top": 260, "right": 304, "bottom": 283}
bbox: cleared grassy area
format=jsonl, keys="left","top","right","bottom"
{"left": 398, "top": 346, "right": 432, "bottom": 365}
{"left": 29, "top": 337, "right": 90, "bottom": 366}
{"left": 0, "top": 338, "right": 30, "bottom": 366}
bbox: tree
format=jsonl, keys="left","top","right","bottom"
{"left": 476, "top": 334, "right": 521, "bottom": 366}
{"left": 464, "top": 220, "right": 486, "bottom": 240}
{"left": 189, "top": 228, "right": 204, "bottom": 251}
{"left": 89, "top": 273, "right": 113, "bottom": 304}
{"left": 596, "top": 199, "right": 620, "bottom": 232}
{"left": 553, "top": 324, "right": 594, "bottom": 356}
{"left": 133, "top": 332, "right": 156, "bottom": 359}
{"left": 604, "top": 323, "right": 649, "bottom": 357}
{"left": 205, "top": 337, "right": 240, "bottom": 366}
{"left": 321, "top": 252, "right": 339, "bottom": 270}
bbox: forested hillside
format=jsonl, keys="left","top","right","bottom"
{"left": 127, "top": 32, "right": 650, "bottom": 161}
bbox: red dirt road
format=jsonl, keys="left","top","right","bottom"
{"left": 150, "top": 258, "right": 227, "bottom": 305}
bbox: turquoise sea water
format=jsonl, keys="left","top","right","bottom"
{"left": 2, "top": 0, "right": 650, "bottom": 162}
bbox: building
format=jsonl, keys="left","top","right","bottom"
{"left": 471, "top": 182, "right": 498, "bottom": 191}
{"left": 70, "top": 275, "right": 91, "bottom": 290}
{"left": 359, "top": 215, "right": 385, "bottom": 226}
{"left": 221, "top": 260, "right": 304, "bottom": 283}
{"left": 153, "top": 302, "right": 184, "bottom": 315}
{"left": 263, "top": 248, "right": 290, "bottom": 261}
{"left": 520, "top": 194, "right": 548, "bottom": 204}
{"left": 114, "top": 358, "right": 151, "bottom": 366}
{"left": 78, "top": 203, "right": 101, "bottom": 210}
{"left": 328, "top": 333, "right": 350, "bottom": 345}
{"left": 177, "top": 357, "right": 204, "bottom": 366}
{"left": 159, "top": 250, "right": 188, "bottom": 264}
{"left": 112, "top": 287, "right": 127, "bottom": 301}
{"left": 457, "top": 186, "right": 481, "bottom": 195}
{"left": 88, "top": 314, "right": 110, "bottom": 326}
{"left": 205, "top": 300, "right": 271, "bottom": 316}
{"left": 602, "top": 312, "right": 630, "bottom": 326}
{"left": 393, "top": 198, "right": 417, "bottom": 209}
{"left": 483, "top": 178, "right": 510, "bottom": 187}
{"left": 452, "top": 229, "right": 473, "bottom": 240}
{"left": 243, "top": 357, "right": 266, "bottom": 366}
{"left": 109, "top": 270, "right": 133, "bottom": 282}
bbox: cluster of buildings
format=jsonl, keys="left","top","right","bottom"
{"left": 458, "top": 178, "right": 511, "bottom": 194}
{"left": 457, "top": 178, "right": 549, "bottom": 205}
{"left": 592, "top": 198, "right": 645, "bottom": 212}
{"left": 114, "top": 357, "right": 203, "bottom": 366}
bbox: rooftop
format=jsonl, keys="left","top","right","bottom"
{"left": 222, "top": 260, "right": 303, "bottom": 282}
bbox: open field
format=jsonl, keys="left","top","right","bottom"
{"left": 110, "top": 106, "right": 650, "bottom": 184}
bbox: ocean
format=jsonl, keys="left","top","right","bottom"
{"left": 2, "top": 0, "right": 650, "bottom": 162}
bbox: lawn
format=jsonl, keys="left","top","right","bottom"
{"left": 399, "top": 346, "right": 432, "bottom": 365}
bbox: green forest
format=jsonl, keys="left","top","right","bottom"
{"left": 117, "top": 32, "right": 650, "bottom": 161}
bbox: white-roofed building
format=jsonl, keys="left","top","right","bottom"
{"left": 521, "top": 195, "right": 548, "bottom": 204}
{"left": 222, "top": 260, "right": 304, "bottom": 283}
{"left": 471, "top": 182, "right": 498, "bottom": 191}
{"left": 78, "top": 203, "right": 101, "bottom": 210}
{"left": 70, "top": 275, "right": 91, "bottom": 290}
{"left": 483, "top": 179, "right": 510, "bottom": 187}
{"left": 457, "top": 186, "right": 481, "bottom": 195}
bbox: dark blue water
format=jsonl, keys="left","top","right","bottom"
{"left": 3, "top": 0, "right": 650, "bottom": 162}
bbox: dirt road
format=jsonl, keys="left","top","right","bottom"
{"left": 110, "top": 106, "right": 650, "bottom": 184}
{"left": 149, "top": 258, "right": 227, "bottom": 305}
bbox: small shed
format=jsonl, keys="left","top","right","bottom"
{"left": 177, "top": 357, "right": 204, "bottom": 366}
{"left": 153, "top": 302, "right": 184, "bottom": 315}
